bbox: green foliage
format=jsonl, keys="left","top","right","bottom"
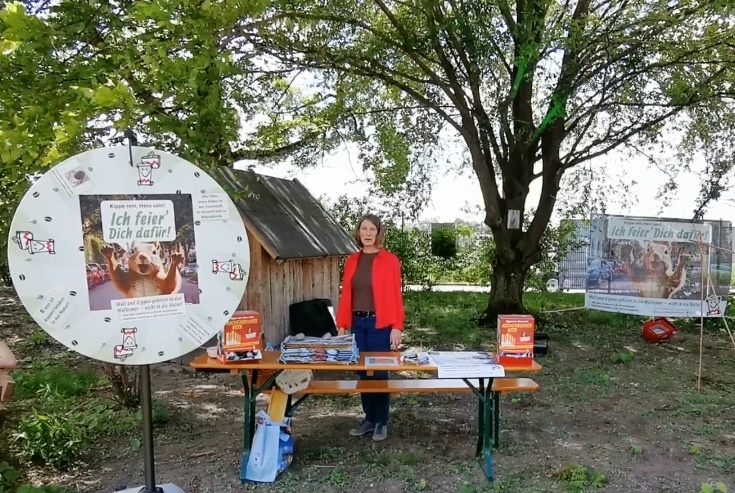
{"left": 15, "top": 408, "right": 92, "bottom": 470}
{"left": 430, "top": 228, "right": 457, "bottom": 260}
{"left": 525, "top": 216, "right": 585, "bottom": 292}
{"left": 136, "top": 400, "right": 171, "bottom": 427}
{"left": 321, "top": 194, "right": 582, "bottom": 291}
{"left": 701, "top": 482, "right": 728, "bottom": 493}
{"left": 6, "top": 359, "right": 168, "bottom": 471}
{"left": 610, "top": 351, "right": 635, "bottom": 364}
{"left": 101, "top": 363, "right": 140, "bottom": 409}
{"left": 436, "top": 231, "right": 494, "bottom": 285}
{"left": 0, "top": 0, "right": 330, "bottom": 273}
{"left": 23, "top": 330, "right": 50, "bottom": 348}
{"left": 554, "top": 464, "right": 608, "bottom": 492}
{"left": 12, "top": 363, "right": 105, "bottom": 400}
{"left": 383, "top": 227, "right": 434, "bottom": 288}
{"left": 0, "top": 461, "right": 70, "bottom": 493}
{"left": 10, "top": 381, "right": 164, "bottom": 470}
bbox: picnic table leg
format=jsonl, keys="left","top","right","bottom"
{"left": 481, "top": 378, "right": 495, "bottom": 481}
{"left": 493, "top": 390, "right": 501, "bottom": 449}
{"left": 239, "top": 369, "right": 282, "bottom": 483}
{"left": 239, "top": 370, "right": 257, "bottom": 482}
{"left": 462, "top": 377, "right": 494, "bottom": 481}
{"left": 475, "top": 379, "right": 485, "bottom": 457}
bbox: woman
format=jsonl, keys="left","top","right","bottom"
{"left": 336, "top": 213, "right": 405, "bottom": 442}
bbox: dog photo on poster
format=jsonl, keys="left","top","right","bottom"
{"left": 79, "top": 194, "right": 200, "bottom": 316}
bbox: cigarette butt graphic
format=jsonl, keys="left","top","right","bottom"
{"left": 228, "top": 332, "right": 241, "bottom": 345}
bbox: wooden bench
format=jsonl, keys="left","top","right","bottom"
{"left": 263, "top": 377, "right": 539, "bottom": 394}
{"left": 264, "top": 377, "right": 539, "bottom": 448}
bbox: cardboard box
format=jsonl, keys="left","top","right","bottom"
{"left": 218, "top": 311, "right": 264, "bottom": 363}
{"left": 497, "top": 314, "right": 535, "bottom": 363}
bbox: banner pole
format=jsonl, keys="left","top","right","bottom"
{"left": 697, "top": 237, "right": 706, "bottom": 392}
{"left": 140, "top": 364, "right": 160, "bottom": 493}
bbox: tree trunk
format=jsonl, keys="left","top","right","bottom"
{"left": 479, "top": 259, "right": 529, "bottom": 326}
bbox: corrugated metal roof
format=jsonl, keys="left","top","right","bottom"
{"left": 215, "top": 168, "right": 358, "bottom": 260}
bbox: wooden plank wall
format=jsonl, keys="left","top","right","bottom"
{"left": 239, "top": 233, "right": 343, "bottom": 344}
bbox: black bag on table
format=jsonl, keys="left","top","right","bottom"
{"left": 288, "top": 298, "right": 338, "bottom": 338}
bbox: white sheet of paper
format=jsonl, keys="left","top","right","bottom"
{"left": 51, "top": 160, "right": 95, "bottom": 197}
{"left": 429, "top": 351, "right": 506, "bottom": 379}
{"left": 194, "top": 193, "right": 230, "bottom": 222}
{"left": 34, "top": 290, "right": 76, "bottom": 330}
{"left": 112, "top": 293, "right": 186, "bottom": 322}
{"left": 178, "top": 315, "right": 212, "bottom": 346}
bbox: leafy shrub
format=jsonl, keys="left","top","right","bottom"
{"left": 12, "top": 363, "right": 105, "bottom": 400}
{"left": 13, "top": 388, "right": 138, "bottom": 470}
{"left": 24, "top": 330, "right": 51, "bottom": 348}
{"left": 0, "top": 461, "right": 69, "bottom": 493}
{"left": 384, "top": 227, "right": 434, "bottom": 287}
{"left": 554, "top": 464, "right": 608, "bottom": 492}
{"left": 430, "top": 228, "right": 457, "bottom": 259}
{"left": 136, "top": 399, "right": 171, "bottom": 426}
{"left": 14, "top": 409, "right": 90, "bottom": 470}
{"left": 101, "top": 363, "right": 140, "bottom": 408}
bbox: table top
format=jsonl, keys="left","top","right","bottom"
{"left": 190, "top": 350, "right": 543, "bottom": 373}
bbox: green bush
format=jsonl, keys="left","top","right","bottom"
{"left": 12, "top": 363, "right": 105, "bottom": 400}
{"left": 384, "top": 227, "right": 434, "bottom": 286}
{"left": 456, "top": 235, "right": 494, "bottom": 285}
{"left": 136, "top": 400, "right": 171, "bottom": 426}
{"left": 430, "top": 228, "right": 457, "bottom": 259}
{"left": 0, "top": 461, "right": 70, "bottom": 493}
{"left": 14, "top": 409, "right": 90, "bottom": 470}
{"left": 13, "top": 388, "right": 139, "bottom": 470}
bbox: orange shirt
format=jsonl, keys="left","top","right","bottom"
{"left": 336, "top": 249, "right": 405, "bottom": 330}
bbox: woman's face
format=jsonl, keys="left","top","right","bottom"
{"left": 359, "top": 220, "right": 379, "bottom": 247}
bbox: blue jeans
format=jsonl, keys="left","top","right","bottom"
{"left": 352, "top": 314, "right": 391, "bottom": 425}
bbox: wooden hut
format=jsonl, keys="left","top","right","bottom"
{"left": 216, "top": 168, "right": 357, "bottom": 344}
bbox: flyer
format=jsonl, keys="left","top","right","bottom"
{"left": 365, "top": 356, "right": 400, "bottom": 367}
{"left": 428, "top": 351, "right": 506, "bottom": 379}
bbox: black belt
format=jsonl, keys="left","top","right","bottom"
{"left": 353, "top": 311, "right": 376, "bottom": 317}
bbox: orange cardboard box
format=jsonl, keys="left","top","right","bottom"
{"left": 218, "top": 311, "right": 264, "bottom": 363}
{"left": 497, "top": 314, "right": 535, "bottom": 363}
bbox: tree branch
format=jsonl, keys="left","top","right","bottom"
{"left": 231, "top": 130, "right": 324, "bottom": 161}
{"left": 372, "top": 0, "right": 468, "bottom": 112}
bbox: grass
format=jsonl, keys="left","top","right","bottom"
{"left": 11, "top": 362, "right": 106, "bottom": 400}
{"left": 3, "top": 289, "right": 735, "bottom": 492}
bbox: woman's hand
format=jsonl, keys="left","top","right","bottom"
{"left": 337, "top": 328, "right": 346, "bottom": 336}
{"left": 390, "top": 329, "right": 402, "bottom": 350}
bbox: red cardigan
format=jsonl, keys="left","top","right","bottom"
{"left": 336, "top": 249, "right": 405, "bottom": 330}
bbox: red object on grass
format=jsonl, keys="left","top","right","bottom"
{"left": 642, "top": 318, "right": 677, "bottom": 343}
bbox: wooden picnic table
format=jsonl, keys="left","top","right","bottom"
{"left": 191, "top": 350, "right": 542, "bottom": 482}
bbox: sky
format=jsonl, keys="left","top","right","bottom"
{"left": 238, "top": 140, "right": 735, "bottom": 226}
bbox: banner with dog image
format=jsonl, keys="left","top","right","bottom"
{"left": 584, "top": 215, "right": 732, "bottom": 317}
{"left": 79, "top": 194, "right": 200, "bottom": 318}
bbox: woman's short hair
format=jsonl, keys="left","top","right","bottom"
{"left": 353, "top": 213, "right": 385, "bottom": 247}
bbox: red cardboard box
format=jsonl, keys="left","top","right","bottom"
{"left": 497, "top": 314, "right": 535, "bottom": 364}
{"left": 218, "top": 311, "right": 264, "bottom": 363}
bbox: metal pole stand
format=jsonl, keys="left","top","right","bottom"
{"left": 115, "top": 365, "right": 187, "bottom": 493}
